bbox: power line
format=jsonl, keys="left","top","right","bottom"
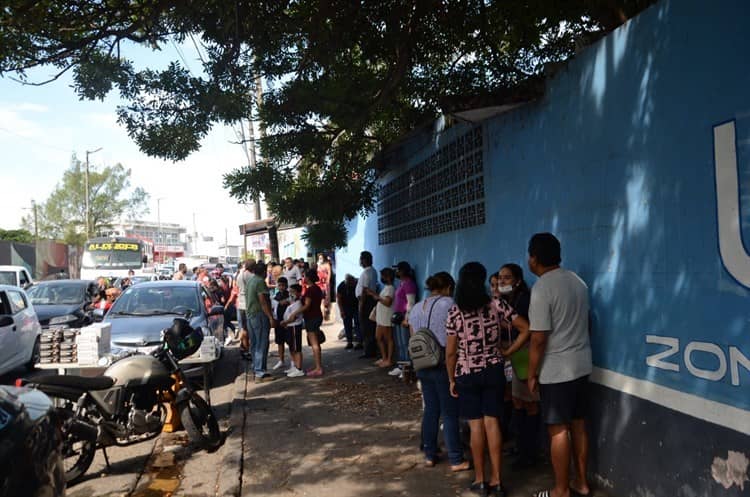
{"left": 171, "top": 40, "right": 193, "bottom": 74}
{"left": 188, "top": 33, "right": 207, "bottom": 65}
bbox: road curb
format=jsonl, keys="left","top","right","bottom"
{"left": 216, "top": 356, "right": 250, "bottom": 497}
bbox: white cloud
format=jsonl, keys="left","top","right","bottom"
{"left": 0, "top": 108, "right": 44, "bottom": 138}
{"left": 12, "top": 102, "right": 49, "bottom": 113}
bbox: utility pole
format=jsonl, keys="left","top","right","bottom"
{"left": 157, "top": 197, "right": 164, "bottom": 264}
{"left": 31, "top": 200, "right": 38, "bottom": 241}
{"left": 84, "top": 147, "right": 103, "bottom": 238}
{"left": 252, "top": 74, "right": 280, "bottom": 262}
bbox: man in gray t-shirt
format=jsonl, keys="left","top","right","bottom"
{"left": 527, "top": 233, "right": 591, "bottom": 497}
{"left": 236, "top": 260, "right": 255, "bottom": 356}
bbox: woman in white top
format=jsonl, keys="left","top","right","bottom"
{"left": 366, "top": 267, "right": 395, "bottom": 368}
{"left": 280, "top": 284, "right": 305, "bottom": 377}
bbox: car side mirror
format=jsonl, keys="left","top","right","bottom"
{"left": 93, "top": 309, "right": 105, "bottom": 322}
{"left": 208, "top": 305, "right": 224, "bottom": 317}
{"left": 0, "top": 316, "right": 13, "bottom": 327}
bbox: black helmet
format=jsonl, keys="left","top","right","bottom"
{"left": 164, "top": 318, "right": 203, "bottom": 360}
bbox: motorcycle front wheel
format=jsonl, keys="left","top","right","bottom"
{"left": 57, "top": 404, "right": 97, "bottom": 485}
{"left": 178, "top": 392, "right": 221, "bottom": 451}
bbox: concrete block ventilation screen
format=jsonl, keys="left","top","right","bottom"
{"left": 377, "top": 127, "right": 486, "bottom": 245}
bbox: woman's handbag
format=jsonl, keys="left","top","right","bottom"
{"left": 369, "top": 306, "right": 377, "bottom": 322}
{"left": 391, "top": 311, "right": 405, "bottom": 326}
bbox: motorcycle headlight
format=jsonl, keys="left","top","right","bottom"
{"left": 49, "top": 314, "right": 76, "bottom": 325}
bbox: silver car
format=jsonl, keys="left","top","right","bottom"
{"left": 0, "top": 285, "right": 42, "bottom": 374}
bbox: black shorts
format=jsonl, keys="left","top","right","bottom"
{"left": 455, "top": 363, "right": 506, "bottom": 420}
{"left": 274, "top": 326, "right": 288, "bottom": 345}
{"left": 237, "top": 309, "right": 247, "bottom": 330}
{"left": 540, "top": 375, "right": 590, "bottom": 425}
{"left": 304, "top": 317, "right": 323, "bottom": 332}
{"left": 285, "top": 325, "right": 303, "bottom": 353}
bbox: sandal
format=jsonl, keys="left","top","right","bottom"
{"left": 423, "top": 458, "right": 436, "bottom": 468}
{"left": 570, "top": 488, "right": 592, "bottom": 497}
{"left": 450, "top": 461, "right": 471, "bottom": 472}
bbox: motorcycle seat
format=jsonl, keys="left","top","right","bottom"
{"left": 29, "top": 375, "right": 115, "bottom": 391}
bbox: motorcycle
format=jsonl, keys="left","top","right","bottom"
{"left": 20, "top": 318, "right": 221, "bottom": 485}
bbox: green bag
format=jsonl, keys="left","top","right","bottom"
{"left": 505, "top": 326, "right": 530, "bottom": 380}
{"left": 510, "top": 347, "right": 530, "bottom": 380}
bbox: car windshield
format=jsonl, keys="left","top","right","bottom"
{"left": 0, "top": 272, "right": 16, "bottom": 285}
{"left": 110, "top": 286, "right": 200, "bottom": 316}
{"left": 27, "top": 283, "right": 85, "bottom": 305}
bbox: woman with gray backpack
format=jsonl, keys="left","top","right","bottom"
{"left": 408, "top": 271, "right": 471, "bottom": 472}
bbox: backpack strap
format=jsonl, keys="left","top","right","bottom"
{"left": 426, "top": 296, "right": 443, "bottom": 331}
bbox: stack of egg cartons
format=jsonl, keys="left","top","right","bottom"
{"left": 39, "top": 328, "right": 63, "bottom": 364}
{"left": 59, "top": 329, "right": 79, "bottom": 363}
{"left": 76, "top": 322, "right": 112, "bottom": 366}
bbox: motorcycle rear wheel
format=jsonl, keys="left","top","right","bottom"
{"left": 178, "top": 392, "right": 221, "bottom": 451}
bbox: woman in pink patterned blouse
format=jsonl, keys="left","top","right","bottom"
{"left": 445, "top": 262, "right": 530, "bottom": 497}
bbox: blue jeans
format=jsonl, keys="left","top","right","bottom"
{"left": 417, "top": 367, "right": 464, "bottom": 465}
{"left": 394, "top": 323, "right": 411, "bottom": 363}
{"left": 247, "top": 312, "right": 270, "bottom": 376}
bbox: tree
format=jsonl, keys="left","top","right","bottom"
{"left": 1, "top": 1, "right": 653, "bottom": 249}
{"left": 21, "top": 156, "right": 150, "bottom": 246}
{"left": 0, "top": 229, "right": 34, "bottom": 244}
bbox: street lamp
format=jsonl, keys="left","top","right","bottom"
{"left": 84, "top": 147, "right": 103, "bottom": 238}
{"left": 21, "top": 200, "right": 39, "bottom": 241}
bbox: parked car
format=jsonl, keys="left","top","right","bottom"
{"left": 0, "top": 265, "right": 34, "bottom": 289}
{"left": 25, "top": 279, "right": 96, "bottom": 328}
{"left": 0, "top": 385, "right": 65, "bottom": 497}
{"left": 103, "top": 280, "right": 224, "bottom": 359}
{"left": 0, "top": 285, "right": 42, "bottom": 374}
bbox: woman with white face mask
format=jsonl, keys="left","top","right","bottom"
{"left": 498, "top": 263, "right": 540, "bottom": 469}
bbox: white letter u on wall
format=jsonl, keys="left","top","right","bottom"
{"left": 714, "top": 120, "right": 750, "bottom": 288}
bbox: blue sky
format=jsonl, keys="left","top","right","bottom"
{"left": 0, "top": 41, "right": 260, "bottom": 245}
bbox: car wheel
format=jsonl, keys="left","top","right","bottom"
{"left": 26, "top": 336, "right": 40, "bottom": 371}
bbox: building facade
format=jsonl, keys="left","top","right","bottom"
{"left": 108, "top": 220, "right": 187, "bottom": 262}
{"left": 337, "top": 2, "right": 750, "bottom": 495}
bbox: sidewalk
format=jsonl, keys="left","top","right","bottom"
{"left": 226, "top": 319, "right": 577, "bottom": 497}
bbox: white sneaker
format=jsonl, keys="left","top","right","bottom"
{"left": 337, "top": 329, "right": 346, "bottom": 340}
{"left": 398, "top": 371, "right": 404, "bottom": 379}
{"left": 284, "top": 366, "right": 294, "bottom": 373}
{"left": 287, "top": 367, "right": 305, "bottom": 378}
{"left": 224, "top": 334, "right": 234, "bottom": 346}
{"left": 388, "top": 366, "right": 402, "bottom": 377}
{"left": 272, "top": 360, "right": 285, "bottom": 371}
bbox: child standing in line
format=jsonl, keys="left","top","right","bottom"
{"left": 272, "top": 277, "right": 290, "bottom": 371}
{"left": 281, "top": 284, "right": 305, "bottom": 377}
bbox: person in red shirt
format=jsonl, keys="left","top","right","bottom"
{"left": 286, "top": 269, "right": 324, "bottom": 376}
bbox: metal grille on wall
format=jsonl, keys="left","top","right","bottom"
{"left": 377, "top": 126, "right": 485, "bottom": 245}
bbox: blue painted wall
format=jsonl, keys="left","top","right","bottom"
{"left": 337, "top": 0, "right": 750, "bottom": 420}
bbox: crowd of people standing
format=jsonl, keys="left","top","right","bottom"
{"left": 334, "top": 234, "right": 592, "bottom": 497}
{"left": 196, "top": 232, "right": 591, "bottom": 497}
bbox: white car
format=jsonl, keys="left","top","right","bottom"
{"left": 0, "top": 284, "right": 42, "bottom": 374}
